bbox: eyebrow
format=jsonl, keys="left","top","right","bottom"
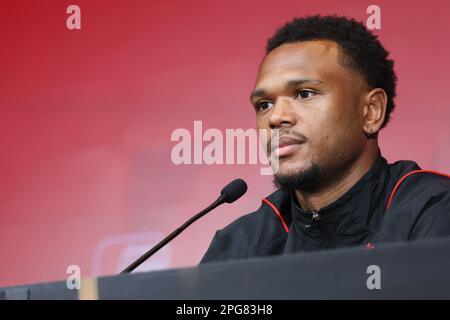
{"left": 250, "top": 78, "right": 324, "bottom": 101}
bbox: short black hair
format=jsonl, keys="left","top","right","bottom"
{"left": 266, "top": 15, "right": 397, "bottom": 129}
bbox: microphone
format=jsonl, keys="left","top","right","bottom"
{"left": 120, "top": 178, "right": 247, "bottom": 274}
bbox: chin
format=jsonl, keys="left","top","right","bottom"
{"left": 273, "top": 161, "right": 320, "bottom": 190}
{"left": 277, "top": 159, "right": 310, "bottom": 176}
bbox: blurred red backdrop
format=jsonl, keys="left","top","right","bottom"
{"left": 0, "top": 0, "right": 449, "bottom": 286}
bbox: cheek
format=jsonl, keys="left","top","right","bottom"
{"left": 310, "top": 111, "right": 363, "bottom": 167}
{"left": 256, "top": 115, "right": 272, "bottom": 153}
{"left": 256, "top": 113, "right": 269, "bottom": 130}
{"left": 306, "top": 107, "right": 347, "bottom": 161}
{"left": 312, "top": 129, "right": 333, "bottom": 161}
{"left": 313, "top": 92, "right": 360, "bottom": 140}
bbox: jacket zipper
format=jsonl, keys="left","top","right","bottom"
{"left": 311, "top": 210, "right": 331, "bottom": 249}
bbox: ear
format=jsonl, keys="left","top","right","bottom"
{"left": 362, "top": 88, "right": 387, "bottom": 138}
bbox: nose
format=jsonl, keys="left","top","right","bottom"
{"left": 268, "top": 97, "right": 297, "bottom": 129}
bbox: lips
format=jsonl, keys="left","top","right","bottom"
{"left": 271, "top": 135, "right": 306, "bottom": 158}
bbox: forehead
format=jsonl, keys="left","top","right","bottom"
{"left": 256, "top": 40, "right": 352, "bottom": 88}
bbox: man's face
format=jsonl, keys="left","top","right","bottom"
{"left": 251, "top": 40, "right": 369, "bottom": 188}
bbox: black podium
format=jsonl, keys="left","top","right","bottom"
{"left": 1, "top": 237, "right": 450, "bottom": 299}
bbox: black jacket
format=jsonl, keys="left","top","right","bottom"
{"left": 201, "top": 151, "right": 450, "bottom": 263}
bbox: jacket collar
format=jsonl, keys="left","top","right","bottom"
{"left": 263, "top": 149, "right": 389, "bottom": 235}
{"left": 291, "top": 150, "right": 387, "bottom": 222}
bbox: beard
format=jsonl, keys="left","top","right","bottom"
{"left": 273, "top": 161, "right": 320, "bottom": 191}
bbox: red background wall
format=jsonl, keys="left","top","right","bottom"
{"left": 1, "top": 0, "right": 449, "bottom": 286}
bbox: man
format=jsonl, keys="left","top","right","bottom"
{"left": 201, "top": 15, "right": 450, "bottom": 263}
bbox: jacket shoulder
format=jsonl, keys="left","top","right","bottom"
{"left": 379, "top": 161, "right": 450, "bottom": 241}
{"left": 387, "top": 166, "right": 450, "bottom": 209}
{"left": 200, "top": 189, "right": 289, "bottom": 263}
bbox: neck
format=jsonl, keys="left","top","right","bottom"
{"left": 294, "top": 146, "right": 379, "bottom": 212}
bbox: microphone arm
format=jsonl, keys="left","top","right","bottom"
{"left": 120, "top": 194, "right": 226, "bottom": 274}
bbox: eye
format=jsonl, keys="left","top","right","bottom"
{"left": 255, "top": 101, "right": 274, "bottom": 112}
{"left": 296, "top": 90, "right": 316, "bottom": 99}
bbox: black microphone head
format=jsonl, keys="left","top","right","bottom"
{"left": 220, "top": 178, "right": 248, "bottom": 203}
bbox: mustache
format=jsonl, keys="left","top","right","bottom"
{"left": 269, "top": 129, "right": 308, "bottom": 153}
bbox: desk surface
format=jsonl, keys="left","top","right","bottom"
{"left": 1, "top": 237, "right": 450, "bottom": 299}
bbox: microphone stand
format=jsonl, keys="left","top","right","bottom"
{"left": 120, "top": 194, "right": 226, "bottom": 274}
